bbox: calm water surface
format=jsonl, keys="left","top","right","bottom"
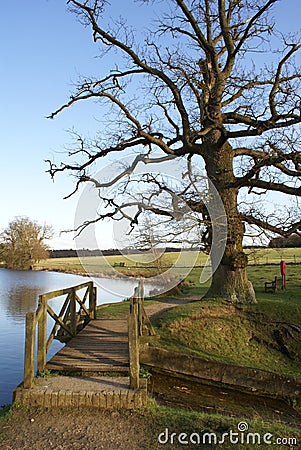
{"left": 0, "top": 268, "right": 148, "bottom": 406}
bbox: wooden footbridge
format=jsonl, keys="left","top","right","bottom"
{"left": 15, "top": 280, "right": 156, "bottom": 408}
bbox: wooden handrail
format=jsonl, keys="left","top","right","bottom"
{"left": 38, "top": 281, "right": 94, "bottom": 301}
{"left": 24, "top": 281, "right": 97, "bottom": 388}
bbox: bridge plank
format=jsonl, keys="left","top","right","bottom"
{"left": 46, "top": 319, "right": 129, "bottom": 372}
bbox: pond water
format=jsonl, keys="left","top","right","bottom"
{"left": 0, "top": 268, "right": 149, "bottom": 406}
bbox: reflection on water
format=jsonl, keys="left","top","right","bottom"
{"left": 5, "top": 285, "right": 41, "bottom": 323}
{"left": 0, "top": 270, "right": 40, "bottom": 322}
{"left": 0, "top": 268, "right": 147, "bottom": 407}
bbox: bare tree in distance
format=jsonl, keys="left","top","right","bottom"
{"left": 47, "top": 0, "right": 301, "bottom": 303}
{"left": 0, "top": 217, "right": 53, "bottom": 270}
{"left": 132, "top": 215, "right": 174, "bottom": 272}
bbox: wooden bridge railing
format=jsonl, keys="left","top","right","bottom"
{"left": 24, "top": 281, "right": 97, "bottom": 388}
{"left": 128, "top": 280, "right": 156, "bottom": 389}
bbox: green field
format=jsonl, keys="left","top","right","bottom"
{"left": 37, "top": 247, "right": 301, "bottom": 276}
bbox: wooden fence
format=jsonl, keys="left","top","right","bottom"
{"left": 24, "top": 281, "right": 97, "bottom": 388}
{"left": 128, "top": 280, "right": 156, "bottom": 389}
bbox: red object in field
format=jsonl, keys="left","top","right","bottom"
{"left": 280, "top": 260, "right": 286, "bottom": 275}
{"left": 280, "top": 260, "right": 286, "bottom": 289}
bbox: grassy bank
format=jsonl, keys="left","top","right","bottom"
{"left": 150, "top": 296, "right": 301, "bottom": 377}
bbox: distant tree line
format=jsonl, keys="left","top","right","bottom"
{"left": 49, "top": 249, "right": 121, "bottom": 258}
{"left": 269, "top": 234, "right": 301, "bottom": 248}
{"left": 49, "top": 241, "right": 301, "bottom": 258}
{"left": 49, "top": 247, "right": 200, "bottom": 258}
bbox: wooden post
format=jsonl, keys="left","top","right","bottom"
{"left": 138, "top": 293, "right": 143, "bottom": 337}
{"left": 37, "top": 296, "right": 47, "bottom": 373}
{"left": 133, "top": 287, "right": 139, "bottom": 316}
{"left": 89, "top": 284, "right": 97, "bottom": 319}
{"left": 128, "top": 313, "right": 139, "bottom": 390}
{"left": 24, "top": 312, "right": 36, "bottom": 389}
{"left": 138, "top": 280, "right": 144, "bottom": 336}
{"left": 138, "top": 279, "right": 144, "bottom": 299}
{"left": 93, "top": 286, "right": 97, "bottom": 317}
{"left": 70, "top": 288, "right": 77, "bottom": 336}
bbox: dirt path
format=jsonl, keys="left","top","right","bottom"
{"left": 0, "top": 408, "right": 158, "bottom": 450}
{"left": 145, "top": 295, "right": 200, "bottom": 318}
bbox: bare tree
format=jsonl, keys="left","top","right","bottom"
{"left": 0, "top": 217, "right": 53, "bottom": 270}
{"left": 48, "top": 0, "right": 301, "bottom": 303}
{"left": 132, "top": 215, "right": 172, "bottom": 273}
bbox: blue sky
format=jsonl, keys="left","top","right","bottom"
{"left": 0, "top": 1, "right": 300, "bottom": 249}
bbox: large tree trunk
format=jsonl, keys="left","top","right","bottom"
{"left": 207, "top": 263, "right": 256, "bottom": 303}
{"left": 204, "top": 139, "right": 257, "bottom": 303}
